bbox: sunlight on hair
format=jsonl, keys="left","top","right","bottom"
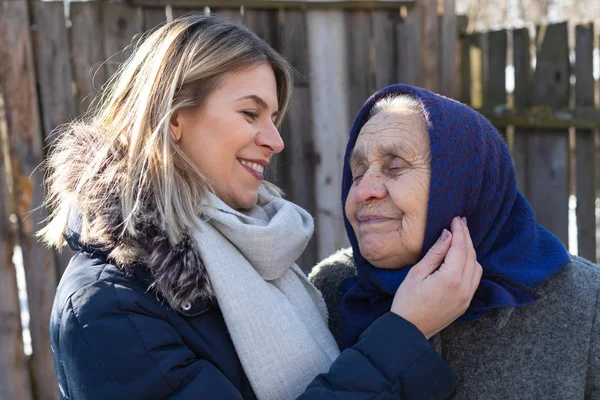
{"left": 38, "top": 15, "right": 293, "bottom": 250}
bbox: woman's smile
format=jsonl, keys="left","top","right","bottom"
{"left": 357, "top": 214, "right": 394, "bottom": 225}
{"left": 238, "top": 158, "right": 267, "bottom": 180}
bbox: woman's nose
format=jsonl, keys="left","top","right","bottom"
{"left": 256, "top": 120, "right": 284, "bottom": 154}
{"left": 355, "top": 170, "right": 387, "bottom": 203}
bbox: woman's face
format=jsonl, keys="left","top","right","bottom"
{"left": 171, "top": 63, "right": 283, "bottom": 210}
{"left": 345, "top": 108, "right": 431, "bottom": 269}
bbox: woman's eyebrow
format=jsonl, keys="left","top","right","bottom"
{"left": 376, "top": 141, "right": 403, "bottom": 156}
{"left": 350, "top": 148, "right": 364, "bottom": 167}
{"left": 236, "top": 94, "right": 279, "bottom": 117}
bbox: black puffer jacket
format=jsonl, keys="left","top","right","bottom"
{"left": 50, "top": 232, "right": 456, "bottom": 399}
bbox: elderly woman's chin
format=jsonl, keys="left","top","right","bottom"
{"left": 357, "top": 234, "right": 419, "bottom": 270}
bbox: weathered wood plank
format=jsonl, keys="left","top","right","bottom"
{"left": 278, "top": 9, "right": 310, "bottom": 81}
{"left": 396, "top": 5, "right": 420, "bottom": 85}
{"left": 459, "top": 32, "right": 485, "bottom": 109}
{"left": 511, "top": 27, "right": 531, "bottom": 196}
{"left": 70, "top": 1, "right": 107, "bottom": 113}
{"left": 472, "top": 32, "right": 487, "bottom": 109}
{"left": 277, "top": 10, "right": 317, "bottom": 268}
{"left": 529, "top": 22, "right": 570, "bottom": 246}
{"left": 102, "top": 3, "right": 143, "bottom": 80}
{"left": 130, "top": 0, "right": 416, "bottom": 9}
{"left": 280, "top": 87, "right": 319, "bottom": 269}
{"left": 485, "top": 29, "right": 506, "bottom": 139}
{"left": 439, "top": 0, "right": 456, "bottom": 98}
{"left": 172, "top": 7, "right": 206, "bottom": 19}
{"left": 596, "top": 130, "right": 600, "bottom": 262}
{"left": 0, "top": 91, "right": 33, "bottom": 400}
{"left": 372, "top": 10, "right": 396, "bottom": 89}
{"left": 244, "top": 9, "right": 279, "bottom": 49}
{"left": 31, "top": 0, "right": 76, "bottom": 144}
{"left": 486, "top": 109, "right": 600, "bottom": 130}
{"left": 512, "top": 28, "right": 533, "bottom": 110}
{"left": 0, "top": 1, "right": 58, "bottom": 399}
{"left": 209, "top": 7, "right": 242, "bottom": 22}
{"left": 574, "top": 23, "right": 596, "bottom": 261}
{"left": 458, "top": 20, "right": 471, "bottom": 104}
{"left": 346, "top": 9, "right": 372, "bottom": 116}
{"left": 455, "top": 14, "right": 467, "bottom": 102}
{"left": 575, "top": 24, "right": 594, "bottom": 109}
{"left": 418, "top": 0, "right": 438, "bottom": 91}
{"left": 534, "top": 24, "right": 570, "bottom": 105}
{"left": 143, "top": 7, "right": 166, "bottom": 31}
{"left": 31, "top": 0, "right": 77, "bottom": 279}
{"left": 306, "top": 10, "right": 351, "bottom": 259}
{"left": 486, "top": 29, "right": 507, "bottom": 109}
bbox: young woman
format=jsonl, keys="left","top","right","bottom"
{"left": 41, "top": 17, "right": 480, "bottom": 399}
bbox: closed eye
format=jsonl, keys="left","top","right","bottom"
{"left": 388, "top": 157, "right": 410, "bottom": 171}
{"left": 352, "top": 165, "right": 366, "bottom": 183}
{"left": 242, "top": 111, "right": 258, "bottom": 121}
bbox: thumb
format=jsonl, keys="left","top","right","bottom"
{"left": 411, "top": 229, "right": 452, "bottom": 279}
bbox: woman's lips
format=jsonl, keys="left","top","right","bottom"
{"left": 357, "top": 215, "right": 394, "bottom": 224}
{"left": 238, "top": 158, "right": 265, "bottom": 181}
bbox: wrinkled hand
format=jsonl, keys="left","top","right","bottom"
{"left": 391, "top": 216, "right": 482, "bottom": 339}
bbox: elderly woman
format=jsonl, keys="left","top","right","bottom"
{"left": 41, "top": 17, "right": 482, "bottom": 400}
{"left": 311, "top": 84, "right": 600, "bottom": 399}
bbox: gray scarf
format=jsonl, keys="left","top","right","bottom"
{"left": 192, "top": 190, "right": 340, "bottom": 400}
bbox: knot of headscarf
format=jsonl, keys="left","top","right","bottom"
{"left": 339, "top": 84, "right": 570, "bottom": 349}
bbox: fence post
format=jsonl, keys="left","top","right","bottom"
{"left": 31, "top": 0, "right": 78, "bottom": 278}
{"left": 0, "top": 89, "right": 33, "bottom": 400}
{"left": 396, "top": 5, "right": 421, "bottom": 86}
{"left": 142, "top": 6, "right": 166, "bottom": 31}
{"left": 512, "top": 27, "right": 532, "bottom": 196}
{"left": 346, "top": 8, "right": 373, "bottom": 116}
{"left": 0, "top": 0, "right": 58, "bottom": 398}
{"left": 277, "top": 9, "right": 319, "bottom": 269}
{"left": 439, "top": 0, "right": 456, "bottom": 98}
{"left": 574, "top": 23, "right": 597, "bottom": 261}
{"left": 457, "top": 15, "right": 471, "bottom": 104}
{"left": 102, "top": 2, "right": 143, "bottom": 79}
{"left": 529, "top": 22, "right": 570, "bottom": 246}
{"left": 418, "top": 0, "right": 438, "bottom": 91}
{"left": 486, "top": 29, "right": 507, "bottom": 139}
{"left": 372, "top": 9, "right": 397, "bottom": 90}
{"left": 70, "top": 1, "right": 108, "bottom": 114}
{"left": 307, "top": 9, "right": 351, "bottom": 259}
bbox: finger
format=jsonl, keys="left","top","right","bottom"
{"left": 440, "top": 217, "right": 468, "bottom": 277}
{"left": 461, "top": 218, "right": 478, "bottom": 289}
{"left": 411, "top": 228, "right": 452, "bottom": 279}
{"left": 471, "top": 262, "right": 483, "bottom": 296}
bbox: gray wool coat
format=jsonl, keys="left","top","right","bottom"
{"left": 309, "top": 249, "right": 600, "bottom": 399}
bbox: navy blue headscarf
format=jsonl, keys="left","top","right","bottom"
{"left": 339, "top": 84, "right": 570, "bottom": 349}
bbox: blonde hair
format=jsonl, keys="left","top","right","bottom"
{"left": 39, "top": 15, "right": 293, "bottom": 249}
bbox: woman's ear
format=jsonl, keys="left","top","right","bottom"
{"left": 169, "top": 111, "right": 183, "bottom": 142}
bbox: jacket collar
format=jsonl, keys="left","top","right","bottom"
{"left": 65, "top": 206, "right": 215, "bottom": 317}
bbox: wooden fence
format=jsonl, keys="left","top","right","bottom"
{"left": 0, "top": 0, "right": 598, "bottom": 398}
{"left": 458, "top": 22, "right": 600, "bottom": 262}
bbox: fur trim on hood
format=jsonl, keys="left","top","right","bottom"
{"left": 50, "top": 125, "right": 216, "bottom": 312}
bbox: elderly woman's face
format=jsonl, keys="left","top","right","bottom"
{"left": 171, "top": 63, "right": 283, "bottom": 210}
{"left": 345, "top": 108, "right": 431, "bottom": 269}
